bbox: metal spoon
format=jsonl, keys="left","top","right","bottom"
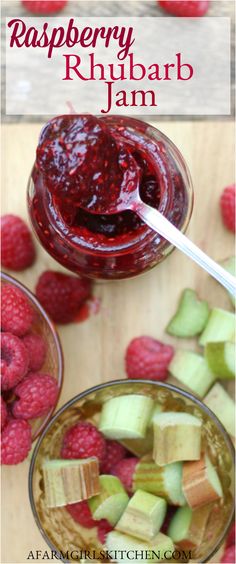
{"left": 132, "top": 197, "right": 236, "bottom": 296}
{"left": 84, "top": 168, "right": 236, "bottom": 296}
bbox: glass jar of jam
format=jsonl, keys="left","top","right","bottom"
{"left": 28, "top": 115, "right": 193, "bottom": 280}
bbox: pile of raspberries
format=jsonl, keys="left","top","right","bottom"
{"left": 1, "top": 282, "right": 59, "bottom": 464}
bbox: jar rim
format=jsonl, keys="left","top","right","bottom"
{"left": 28, "top": 120, "right": 193, "bottom": 257}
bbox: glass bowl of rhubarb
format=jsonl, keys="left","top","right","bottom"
{"left": 29, "top": 380, "right": 234, "bottom": 563}
{"left": 1, "top": 272, "right": 63, "bottom": 441}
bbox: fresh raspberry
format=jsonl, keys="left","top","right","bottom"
{"left": 66, "top": 500, "right": 97, "bottom": 528}
{"left": 36, "top": 271, "right": 92, "bottom": 324}
{"left": 1, "top": 333, "right": 29, "bottom": 391}
{"left": 1, "top": 284, "right": 34, "bottom": 337}
{"left": 220, "top": 184, "right": 236, "bottom": 233}
{"left": 101, "top": 440, "right": 127, "bottom": 474}
{"left": 61, "top": 421, "right": 106, "bottom": 463}
{"left": 226, "top": 522, "right": 235, "bottom": 548}
{"left": 97, "top": 519, "right": 113, "bottom": 544}
{"left": 22, "top": 1, "right": 67, "bottom": 14}
{"left": 13, "top": 372, "right": 58, "bottom": 420}
{"left": 111, "top": 457, "right": 139, "bottom": 494}
{"left": 1, "top": 397, "right": 8, "bottom": 430}
{"left": 221, "top": 545, "right": 236, "bottom": 563}
{"left": 22, "top": 333, "right": 47, "bottom": 371}
{"left": 158, "top": 1, "right": 210, "bottom": 17}
{"left": 1, "top": 419, "right": 31, "bottom": 464}
{"left": 125, "top": 336, "right": 174, "bottom": 381}
{"left": 1, "top": 215, "right": 35, "bottom": 272}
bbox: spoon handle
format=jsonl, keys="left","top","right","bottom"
{"left": 135, "top": 202, "right": 236, "bottom": 297}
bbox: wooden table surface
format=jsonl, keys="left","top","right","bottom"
{"left": 1, "top": 120, "right": 235, "bottom": 564}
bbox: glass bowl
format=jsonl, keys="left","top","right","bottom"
{"left": 1, "top": 271, "right": 64, "bottom": 440}
{"left": 29, "top": 380, "right": 234, "bottom": 563}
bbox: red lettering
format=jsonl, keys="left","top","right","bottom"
{"left": 25, "top": 27, "right": 38, "bottom": 48}
{"left": 89, "top": 52, "right": 106, "bottom": 80}
{"left": 65, "top": 18, "right": 79, "bottom": 48}
{"left": 176, "top": 52, "right": 193, "bottom": 80}
{"left": 48, "top": 27, "right": 65, "bottom": 58}
{"left": 62, "top": 54, "right": 88, "bottom": 80}
{"left": 129, "top": 53, "right": 146, "bottom": 80}
{"left": 8, "top": 18, "right": 26, "bottom": 47}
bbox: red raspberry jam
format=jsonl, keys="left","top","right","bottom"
{"left": 28, "top": 116, "right": 193, "bottom": 280}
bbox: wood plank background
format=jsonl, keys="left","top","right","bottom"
{"left": 1, "top": 120, "right": 235, "bottom": 563}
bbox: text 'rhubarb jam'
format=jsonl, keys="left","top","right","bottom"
{"left": 28, "top": 116, "right": 193, "bottom": 280}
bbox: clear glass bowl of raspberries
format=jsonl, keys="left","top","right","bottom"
{"left": 28, "top": 380, "right": 234, "bottom": 563}
{"left": 1, "top": 272, "right": 63, "bottom": 459}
